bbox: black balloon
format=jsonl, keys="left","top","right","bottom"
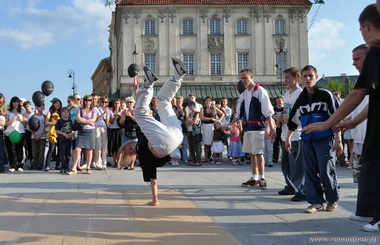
{"left": 41, "top": 80, "right": 54, "bottom": 96}
{"left": 237, "top": 80, "right": 246, "bottom": 94}
{"left": 32, "top": 91, "right": 45, "bottom": 107}
{"left": 28, "top": 117, "right": 40, "bottom": 132}
{"left": 128, "top": 63, "right": 140, "bottom": 77}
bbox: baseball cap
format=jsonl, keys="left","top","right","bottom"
{"left": 20, "top": 98, "right": 26, "bottom": 102}
{"left": 187, "top": 101, "right": 196, "bottom": 106}
{"left": 75, "top": 95, "right": 81, "bottom": 100}
{"left": 50, "top": 97, "right": 60, "bottom": 103}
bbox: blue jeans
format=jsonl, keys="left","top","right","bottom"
{"left": 302, "top": 137, "right": 339, "bottom": 204}
{"left": 281, "top": 140, "right": 305, "bottom": 196}
{"left": 0, "top": 131, "right": 5, "bottom": 171}
{"left": 264, "top": 139, "right": 273, "bottom": 165}
{"left": 59, "top": 140, "right": 72, "bottom": 171}
{"left": 180, "top": 133, "right": 188, "bottom": 162}
{"left": 45, "top": 142, "right": 60, "bottom": 168}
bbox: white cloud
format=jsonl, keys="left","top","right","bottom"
{"left": 0, "top": 28, "right": 53, "bottom": 49}
{"left": 0, "top": 0, "right": 112, "bottom": 50}
{"left": 309, "top": 18, "right": 346, "bottom": 51}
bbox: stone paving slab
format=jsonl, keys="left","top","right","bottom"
{"left": 0, "top": 162, "right": 379, "bottom": 245}
{"left": 0, "top": 190, "right": 238, "bottom": 245}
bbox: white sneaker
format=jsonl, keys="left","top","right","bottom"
{"left": 362, "top": 219, "right": 380, "bottom": 232}
{"left": 215, "top": 162, "right": 221, "bottom": 165}
{"left": 143, "top": 66, "right": 158, "bottom": 87}
{"left": 350, "top": 214, "right": 373, "bottom": 222}
{"left": 9, "top": 168, "right": 15, "bottom": 172}
{"left": 172, "top": 58, "right": 187, "bottom": 78}
{"left": 17, "top": 168, "right": 24, "bottom": 172}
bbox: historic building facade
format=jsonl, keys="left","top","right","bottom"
{"left": 105, "top": 0, "right": 312, "bottom": 99}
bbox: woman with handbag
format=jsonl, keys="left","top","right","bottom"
{"left": 68, "top": 94, "right": 97, "bottom": 175}
{"left": 109, "top": 98, "right": 123, "bottom": 167}
{"left": 117, "top": 96, "right": 139, "bottom": 170}
{"left": 186, "top": 101, "right": 202, "bottom": 166}
{"left": 200, "top": 97, "right": 225, "bottom": 163}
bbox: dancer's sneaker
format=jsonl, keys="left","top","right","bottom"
{"left": 172, "top": 58, "right": 187, "bottom": 79}
{"left": 350, "top": 214, "right": 373, "bottom": 222}
{"left": 143, "top": 66, "right": 158, "bottom": 87}
{"left": 362, "top": 218, "right": 380, "bottom": 232}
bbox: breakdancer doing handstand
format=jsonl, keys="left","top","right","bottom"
{"left": 122, "top": 58, "right": 186, "bottom": 206}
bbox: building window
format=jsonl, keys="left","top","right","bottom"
{"left": 237, "top": 53, "right": 249, "bottom": 73}
{"left": 275, "top": 19, "right": 285, "bottom": 35}
{"left": 276, "top": 52, "right": 286, "bottom": 75}
{"left": 182, "top": 19, "right": 194, "bottom": 34}
{"left": 183, "top": 54, "right": 194, "bottom": 75}
{"left": 210, "top": 19, "right": 221, "bottom": 34}
{"left": 210, "top": 53, "right": 222, "bottom": 75}
{"left": 236, "top": 19, "right": 248, "bottom": 34}
{"left": 144, "top": 20, "right": 155, "bottom": 35}
{"left": 145, "top": 54, "right": 156, "bottom": 73}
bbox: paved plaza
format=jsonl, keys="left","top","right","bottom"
{"left": 0, "top": 160, "right": 378, "bottom": 245}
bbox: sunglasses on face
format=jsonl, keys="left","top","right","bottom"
{"left": 85, "top": 99, "right": 92, "bottom": 102}
{"left": 101, "top": 101, "right": 108, "bottom": 103}
{"left": 126, "top": 101, "right": 133, "bottom": 104}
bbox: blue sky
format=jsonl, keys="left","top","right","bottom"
{"left": 0, "top": 0, "right": 375, "bottom": 105}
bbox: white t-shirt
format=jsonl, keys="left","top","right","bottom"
{"left": 31, "top": 115, "right": 47, "bottom": 139}
{"left": 95, "top": 107, "right": 108, "bottom": 127}
{"left": 109, "top": 109, "right": 122, "bottom": 129}
{"left": 351, "top": 95, "right": 369, "bottom": 145}
{"left": 281, "top": 87, "right": 302, "bottom": 142}
{"left": 6, "top": 111, "right": 25, "bottom": 133}
{"left": 0, "top": 115, "right": 5, "bottom": 130}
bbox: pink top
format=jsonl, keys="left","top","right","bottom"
{"left": 82, "top": 107, "right": 97, "bottom": 130}
{"left": 230, "top": 124, "right": 241, "bottom": 142}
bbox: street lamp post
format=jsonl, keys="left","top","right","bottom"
{"left": 132, "top": 44, "right": 138, "bottom": 63}
{"left": 275, "top": 64, "right": 283, "bottom": 95}
{"left": 68, "top": 69, "right": 77, "bottom": 96}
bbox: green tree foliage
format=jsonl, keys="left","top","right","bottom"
{"left": 319, "top": 78, "right": 355, "bottom": 98}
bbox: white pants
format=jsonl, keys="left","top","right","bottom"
{"left": 93, "top": 125, "right": 108, "bottom": 168}
{"left": 134, "top": 76, "right": 183, "bottom": 156}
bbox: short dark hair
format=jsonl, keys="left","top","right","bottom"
{"left": 301, "top": 65, "right": 318, "bottom": 75}
{"left": 359, "top": 4, "right": 380, "bottom": 29}
{"left": 61, "top": 107, "right": 70, "bottom": 113}
{"left": 240, "top": 68, "right": 253, "bottom": 75}
{"left": 352, "top": 43, "right": 370, "bottom": 54}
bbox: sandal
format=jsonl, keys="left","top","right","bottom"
{"left": 85, "top": 169, "right": 92, "bottom": 174}
{"left": 67, "top": 170, "right": 77, "bottom": 175}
